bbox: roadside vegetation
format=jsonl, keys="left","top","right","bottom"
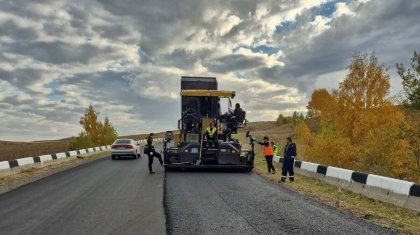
{"left": 237, "top": 122, "right": 420, "bottom": 234}
{"left": 291, "top": 52, "right": 419, "bottom": 183}
{"left": 69, "top": 105, "right": 118, "bottom": 150}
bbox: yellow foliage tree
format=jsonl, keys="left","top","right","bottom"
{"left": 305, "top": 52, "right": 415, "bottom": 180}
{"left": 295, "top": 120, "right": 312, "bottom": 160}
{"left": 307, "top": 88, "right": 338, "bottom": 123}
{"left": 71, "top": 105, "right": 118, "bottom": 150}
{"left": 307, "top": 123, "right": 356, "bottom": 169}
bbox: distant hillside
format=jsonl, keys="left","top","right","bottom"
{"left": 239, "top": 121, "right": 295, "bottom": 146}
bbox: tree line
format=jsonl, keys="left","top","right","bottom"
{"left": 290, "top": 51, "right": 419, "bottom": 182}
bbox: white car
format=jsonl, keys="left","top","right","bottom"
{"left": 111, "top": 139, "right": 141, "bottom": 160}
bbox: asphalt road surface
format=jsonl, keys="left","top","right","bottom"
{"left": 0, "top": 144, "right": 166, "bottom": 235}
{"left": 0, "top": 142, "right": 394, "bottom": 235}
{"left": 165, "top": 172, "right": 395, "bottom": 235}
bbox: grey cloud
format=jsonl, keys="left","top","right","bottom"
{"left": 277, "top": 0, "right": 420, "bottom": 89}
{"left": 205, "top": 54, "right": 266, "bottom": 73}
{"left": 0, "top": 68, "right": 49, "bottom": 93}
{"left": 4, "top": 41, "right": 123, "bottom": 64}
{"left": 0, "top": 20, "right": 39, "bottom": 41}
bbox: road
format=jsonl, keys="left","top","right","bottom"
{"left": 0, "top": 143, "right": 394, "bottom": 235}
{"left": 165, "top": 172, "right": 394, "bottom": 235}
{"left": 0, "top": 144, "right": 166, "bottom": 235}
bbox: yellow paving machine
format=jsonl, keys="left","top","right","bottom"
{"left": 164, "top": 76, "right": 254, "bottom": 171}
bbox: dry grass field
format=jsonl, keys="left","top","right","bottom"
{"left": 0, "top": 132, "right": 168, "bottom": 162}
{"left": 237, "top": 121, "right": 295, "bottom": 156}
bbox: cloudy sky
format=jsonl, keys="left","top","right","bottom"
{"left": 0, "top": 0, "right": 419, "bottom": 141}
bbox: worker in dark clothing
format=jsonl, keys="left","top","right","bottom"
{"left": 258, "top": 136, "right": 276, "bottom": 174}
{"left": 280, "top": 137, "right": 296, "bottom": 182}
{"left": 233, "top": 103, "right": 243, "bottom": 118}
{"left": 146, "top": 133, "right": 163, "bottom": 174}
{"left": 205, "top": 122, "right": 218, "bottom": 148}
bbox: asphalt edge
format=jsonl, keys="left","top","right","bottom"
{"left": 163, "top": 170, "right": 172, "bottom": 235}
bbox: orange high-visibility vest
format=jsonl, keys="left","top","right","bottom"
{"left": 263, "top": 141, "right": 274, "bottom": 156}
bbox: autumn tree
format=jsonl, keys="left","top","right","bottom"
{"left": 70, "top": 105, "right": 118, "bottom": 150}
{"left": 336, "top": 53, "right": 404, "bottom": 144}
{"left": 100, "top": 117, "right": 118, "bottom": 145}
{"left": 303, "top": 52, "right": 415, "bottom": 180}
{"left": 397, "top": 51, "right": 420, "bottom": 109}
{"left": 295, "top": 120, "right": 312, "bottom": 160}
{"left": 80, "top": 105, "right": 102, "bottom": 144}
{"left": 307, "top": 88, "right": 337, "bottom": 123}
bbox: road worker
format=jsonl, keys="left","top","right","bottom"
{"left": 279, "top": 137, "right": 296, "bottom": 182}
{"left": 205, "top": 122, "right": 218, "bottom": 148}
{"left": 258, "top": 136, "right": 276, "bottom": 174}
{"left": 146, "top": 133, "right": 163, "bottom": 174}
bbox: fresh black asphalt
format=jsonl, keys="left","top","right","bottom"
{"left": 0, "top": 145, "right": 166, "bottom": 235}
{"left": 165, "top": 172, "right": 395, "bottom": 235}
{"left": 0, "top": 143, "right": 395, "bottom": 235}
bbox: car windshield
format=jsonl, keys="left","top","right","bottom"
{"left": 114, "top": 139, "right": 131, "bottom": 144}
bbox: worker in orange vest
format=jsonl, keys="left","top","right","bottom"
{"left": 258, "top": 136, "right": 276, "bottom": 174}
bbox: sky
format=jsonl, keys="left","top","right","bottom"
{"left": 0, "top": 0, "right": 419, "bottom": 141}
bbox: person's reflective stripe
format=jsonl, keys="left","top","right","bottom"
{"left": 289, "top": 176, "right": 294, "bottom": 177}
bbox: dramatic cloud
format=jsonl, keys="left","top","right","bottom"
{"left": 0, "top": 0, "right": 418, "bottom": 141}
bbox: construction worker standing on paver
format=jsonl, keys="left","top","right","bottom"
{"left": 280, "top": 137, "right": 296, "bottom": 182}
{"left": 258, "top": 136, "right": 276, "bottom": 174}
{"left": 146, "top": 133, "right": 163, "bottom": 174}
{"left": 205, "top": 122, "right": 218, "bottom": 148}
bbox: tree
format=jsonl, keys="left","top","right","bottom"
{"left": 295, "top": 120, "right": 312, "bottom": 160}
{"left": 397, "top": 51, "right": 420, "bottom": 109}
{"left": 69, "top": 132, "right": 95, "bottom": 150}
{"left": 307, "top": 89, "right": 337, "bottom": 123}
{"left": 70, "top": 105, "right": 118, "bottom": 150}
{"left": 307, "top": 122, "right": 356, "bottom": 169}
{"left": 336, "top": 52, "right": 402, "bottom": 144}
{"left": 100, "top": 117, "right": 118, "bottom": 145}
{"left": 303, "top": 52, "right": 416, "bottom": 180}
{"left": 276, "top": 114, "right": 292, "bottom": 126}
{"left": 80, "top": 105, "right": 102, "bottom": 144}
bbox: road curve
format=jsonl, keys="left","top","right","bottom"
{"left": 164, "top": 172, "right": 395, "bottom": 235}
{"left": 0, "top": 144, "right": 166, "bottom": 235}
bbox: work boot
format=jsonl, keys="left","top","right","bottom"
{"left": 150, "top": 171, "right": 155, "bottom": 174}
{"left": 271, "top": 171, "right": 276, "bottom": 174}
{"left": 278, "top": 177, "right": 286, "bottom": 183}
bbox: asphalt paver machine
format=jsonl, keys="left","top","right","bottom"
{"left": 164, "top": 76, "right": 254, "bottom": 171}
